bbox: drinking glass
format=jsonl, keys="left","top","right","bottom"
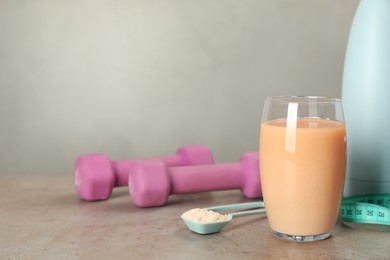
{"left": 259, "top": 96, "right": 347, "bottom": 242}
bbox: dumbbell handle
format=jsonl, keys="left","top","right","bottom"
{"left": 113, "top": 155, "right": 187, "bottom": 186}
{"left": 168, "top": 163, "right": 243, "bottom": 194}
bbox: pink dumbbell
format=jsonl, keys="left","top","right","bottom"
{"left": 74, "top": 145, "right": 214, "bottom": 201}
{"left": 128, "top": 152, "right": 261, "bottom": 207}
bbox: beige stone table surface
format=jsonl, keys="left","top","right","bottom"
{"left": 1, "top": 175, "right": 389, "bottom": 259}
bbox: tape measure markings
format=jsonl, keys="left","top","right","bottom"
{"left": 340, "top": 193, "right": 390, "bottom": 227}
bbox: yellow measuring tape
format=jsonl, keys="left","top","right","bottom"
{"left": 340, "top": 193, "right": 390, "bottom": 231}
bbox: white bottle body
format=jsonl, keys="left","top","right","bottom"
{"left": 342, "top": 0, "right": 390, "bottom": 196}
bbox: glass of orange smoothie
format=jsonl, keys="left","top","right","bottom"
{"left": 260, "top": 96, "right": 347, "bottom": 242}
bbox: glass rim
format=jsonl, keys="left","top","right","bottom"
{"left": 265, "top": 96, "right": 342, "bottom": 104}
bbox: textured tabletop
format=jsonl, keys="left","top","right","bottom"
{"left": 1, "top": 175, "right": 389, "bottom": 259}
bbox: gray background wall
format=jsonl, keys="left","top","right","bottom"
{"left": 0, "top": 0, "right": 359, "bottom": 175}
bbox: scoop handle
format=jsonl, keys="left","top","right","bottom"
{"left": 230, "top": 208, "right": 266, "bottom": 219}
{"left": 206, "top": 201, "right": 264, "bottom": 211}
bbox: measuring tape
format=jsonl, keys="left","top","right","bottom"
{"left": 340, "top": 193, "right": 390, "bottom": 230}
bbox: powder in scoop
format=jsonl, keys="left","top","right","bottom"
{"left": 181, "top": 208, "right": 228, "bottom": 224}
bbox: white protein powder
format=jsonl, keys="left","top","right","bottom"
{"left": 181, "top": 208, "right": 228, "bottom": 223}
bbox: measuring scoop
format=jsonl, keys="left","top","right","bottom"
{"left": 181, "top": 201, "right": 266, "bottom": 234}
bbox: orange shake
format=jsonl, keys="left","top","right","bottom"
{"left": 260, "top": 118, "right": 346, "bottom": 236}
